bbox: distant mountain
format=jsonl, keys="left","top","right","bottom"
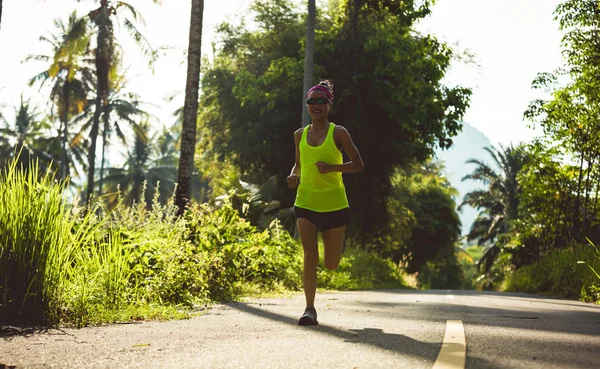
{"left": 434, "top": 122, "right": 494, "bottom": 238}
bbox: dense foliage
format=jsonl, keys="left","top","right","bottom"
{"left": 0, "top": 158, "right": 409, "bottom": 325}
{"left": 1, "top": 0, "right": 473, "bottom": 326}
{"left": 458, "top": 1, "right": 600, "bottom": 301}
{"left": 199, "top": 0, "right": 471, "bottom": 247}
{"left": 386, "top": 162, "right": 461, "bottom": 273}
{"left": 10, "top": 0, "right": 600, "bottom": 326}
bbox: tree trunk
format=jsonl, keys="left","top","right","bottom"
{"left": 98, "top": 112, "right": 109, "bottom": 195}
{"left": 562, "top": 179, "right": 576, "bottom": 245}
{"left": 572, "top": 149, "right": 585, "bottom": 239}
{"left": 582, "top": 157, "right": 595, "bottom": 238}
{"left": 0, "top": 0, "right": 3, "bottom": 31}
{"left": 59, "top": 120, "right": 68, "bottom": 179}
{"left": 300, "top": 0, "right": 316, "bottom": 128}
{"left": 86, "top": 100, "right": 102, "bottom": 202}
{"left": 86, "top": 2, "right": 112, "bottom": 203}
{"left": 60, "top": 83, "right": 72, "bottom": 181}
{"left": 175, "top": 0, "right": 204, "bottom": 215}
{"left": 593, "top": 177, "right": 599, "bottom": 215}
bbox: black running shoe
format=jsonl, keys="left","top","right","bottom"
{"left": 298, "top": 306, "right": 318, "bottom": 326}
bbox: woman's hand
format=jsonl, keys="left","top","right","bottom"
{"left": 287, "top": 174, "right": 299, "bottom": 188}
{"left": 315, "top": 161, "right": 334, "bottom": 174}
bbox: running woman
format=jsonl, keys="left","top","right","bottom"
{"left": 287, "top": 80, "right": 364, "bottom": 326}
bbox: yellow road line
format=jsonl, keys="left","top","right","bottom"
{"left": 432, "top": 320, "right": 466, "bottom": 369}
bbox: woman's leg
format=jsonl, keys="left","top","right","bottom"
{"left": 297, "top": 218, "right": 319, "bottom": 307}
{"left": 321, "top": 225, "right": 346, "bottom": 270}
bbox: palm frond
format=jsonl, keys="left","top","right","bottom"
{"left": 116, "top": 2, "right": 144, "bottom": 25}
{"left": 37, "top": 35, "right": 59, "bottom": 49}
{"left": 23, "top": 54, "right": 52, "bottom": 63}
{"left": 0, "top": 127, "right": 15, "bottom": 137}
{"left": 486, "top": 214, "right": 506, "bottom": 239}
{"left": 462, "top": 159, "right": 501, "bottom": 184}
{"left": 121, "top": 17, "right": 156, "bottom": 68}
{"left": 148, "top": 166, "right": 177, "bottom": 178}
{"left": 467, "top": 215, "right": 494, "bottom": 244}
{"left": 111, "top": 99, "right": 147, "bottom": 122}
{"left": 102, "top": 172, "right": 130, "bottom": 183}
{"left": 71, "top": 115, "right": 94, "bottom": 144}
{"left": 483, "top": 146, "right": 502, "bottom": 169}
{"left": 113, "top": 121, "right": 128, "bottom": 145}
{"left": 460, "top": 189, "right": 502, "bottom": 211}
{"left": 477, "top": 245, "right": 501, "bottom": 274}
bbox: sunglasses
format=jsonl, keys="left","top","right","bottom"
{"left": 306, "top": 97, "right": 331, "bottom": 105}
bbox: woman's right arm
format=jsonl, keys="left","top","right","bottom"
{"left": 287, "top": 128, "right": 303, "bottom": 188}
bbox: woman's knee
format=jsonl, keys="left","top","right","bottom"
{"left": 324, "top": 257, "right": 340, "bottom": 270}
{"left": 304, "top": 249, "right": 319, "bottom": 264}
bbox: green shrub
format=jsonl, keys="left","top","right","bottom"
{"left": 503, "top": 242, "right": 600, "bottom": 303}
{"left": 318, "top": 241, "right": 407, "bottom": 290}
{"left": 0, "top": 157, "right": 410, "bottom": 326}
{"left": 90, "top": 192, "right": 303, "bottom": 307}
{"left": 417, "top": 249, "right": 464, "bottom": 290}
{"left": 102, "top": 193, "right": 208, "bottom": 307}
{"left": 184, "top": 200, "right": 302, "bottom": 301}
{"left": 0, "top": 160, "right": 303, "bottom": 325}
{"left": 456, "top": 245, "right": 485, "bottom": 290}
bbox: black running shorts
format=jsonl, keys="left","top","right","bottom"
{"left": 294, "top": 206, "right": 350, "bottom": 232}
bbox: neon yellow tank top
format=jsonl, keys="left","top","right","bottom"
{"left": 294, "top": 122, "right": 349, "bottom": 212}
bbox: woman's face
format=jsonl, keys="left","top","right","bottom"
{"left": 306, "top": 90, "right": 331, "bottom": 120}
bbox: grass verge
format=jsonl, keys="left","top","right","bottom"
{"left": 502, "top": 242, "right": 600, "bottom": 303}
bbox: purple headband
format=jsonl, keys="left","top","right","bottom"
{"left": 306, "top": 85, "right": 333, "bottom": 102}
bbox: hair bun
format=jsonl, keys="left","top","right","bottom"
{"left": 318, "top": 80, "right": 334, "bottom": 98}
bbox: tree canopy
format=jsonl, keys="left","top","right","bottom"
{"left": 199, "top": 0, "right": 471, "bottom": 246}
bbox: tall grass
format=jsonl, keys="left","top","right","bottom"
{"left": 0, "top": 159, "right": 91, "bottom": 324}
{"left": 0, "top": 158, "right": 154, "bottom": 325}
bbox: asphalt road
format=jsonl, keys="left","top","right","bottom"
{"left": 1, "top": 290, "right": 599, "bottom": 368}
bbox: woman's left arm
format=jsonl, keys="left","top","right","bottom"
{"left": 316, "top": 126, "right": 364, "bottom": 174}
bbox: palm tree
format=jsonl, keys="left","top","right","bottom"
{"left": 154, "top": 125, "right": 179, "bottom": 168}
{"left": 98, "top": 75, "right": 149, "bottom": 195}
{"left": 175, "top": 0, "right": 204, "bottom": 215}
{"left": 300, "top": 0, "right": 316, "bottom": 127}
{"left": 0, "top": 97, "right": 55, "bottom": 171}
{"left": 460, "top": 144, "right": 528, "bottom": 272}
{"left": 103, "top": 121, "right": 177, "bottom": 208}
{"left": 26, "top": 12, "right": 94, "bottom": 180}
{"left": 82, "top": 0, "right": 159, "bottom": 203}
{"left": 72, "top": 70, "right": 149, "bottom": 195}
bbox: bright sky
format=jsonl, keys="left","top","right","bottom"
{"left": 418, "top": 0, "right": 564, "bottom": 146}
{"left": 0, "top": 0, "right": 564, "bottom": 153}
